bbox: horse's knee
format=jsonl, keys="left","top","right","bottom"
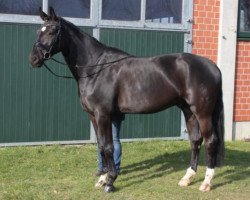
{"left": 99, "top": 143, "right": 114, "bottom": 156}
{"left": 205, "top": 134, "right": 218, "bottom": 150}
{"left": 190, "top": 136, "right": 203, "bottom": 148}
{"left": 103, "top": 144, "right": 114, "bottom": 157}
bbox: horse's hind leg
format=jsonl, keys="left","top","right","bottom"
{"left": 179, "top": 106, "right": 203, "bottom": 187}
{"left": 197, "top": 116, "right": 217, "bottom": 192}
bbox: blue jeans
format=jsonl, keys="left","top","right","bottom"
{"left": 98, "top": 119, "right": 122, "bottom": 173}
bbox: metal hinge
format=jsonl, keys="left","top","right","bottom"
{"left": 186, "top": 39, "right": 193, "bottom": 45}
{"left": 186, "top": 18, "right": 194, "bottom": 24}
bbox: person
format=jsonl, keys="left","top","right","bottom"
{"left": 94, "top": 116, "right": 124, "bottom": 176}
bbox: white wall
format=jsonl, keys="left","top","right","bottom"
{"left": 234, "top": 122, "right": 250, "bottom": 140}
{"left": 217, "top": 0, "right": 239, "bottom": 141}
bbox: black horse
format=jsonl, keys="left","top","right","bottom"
{"left": 29, "top": 7, "right": 224, "bottom": 193}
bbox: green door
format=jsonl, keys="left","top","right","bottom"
{"left": 0, "top": 23, "right": 91, "bottom": 144}
{"left": 100, "top": 28, "right": 184, "bottom": 139}
{"left": 0, "top": 23, "right": 185, "bottom": 144}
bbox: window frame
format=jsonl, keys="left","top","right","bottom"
{"left": 238, "top": 0, "right": 250, "bottom": 41}
{"left": 0, "top": 0, "right": 97, "bottom": 26}
{"left": 98, "top": 0, "right": 191, "bottom": 31}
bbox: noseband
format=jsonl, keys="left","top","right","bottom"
{"left": 35, "top": 21, "right": 61, "bottom": 60}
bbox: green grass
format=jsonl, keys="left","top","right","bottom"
{"left": 0, "top": 141, "right": 249, "bottom": 200}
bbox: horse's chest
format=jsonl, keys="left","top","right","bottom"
{"left": 78, "top": 81, "right": 114, "bottom": 114}
{"left": 79, "top": 96, "right": 93, "bottom": 114}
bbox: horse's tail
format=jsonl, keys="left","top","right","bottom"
{"left": 212, "top": 83, "right": 225, "bottom": 167}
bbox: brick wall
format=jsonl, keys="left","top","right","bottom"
{"left": 192, "top": 0, "right": 250, "bottom": 122}
{"left": 234, "top": 41, "right": 250, "bottom": 121}
{"left": 192, "top": 0, "right": 220, "bottom": 63}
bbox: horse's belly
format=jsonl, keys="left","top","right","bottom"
{"left": 117, "top": 63, "right": 180, "bottom": 113}
{"left": 118, "top": 90, "right": 177, "bottom": 114}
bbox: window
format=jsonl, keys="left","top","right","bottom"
{"left": 0, "top": 0, "right": 93, "bottom": 26}
{"left": 146, "top": 0, "right": 182, "bottom": 23}
{"left": 0, "top": 0, "right": 42, "bottom": 15}
{"left": 49, "top": 0, "right": 90, "bottom": 19}
{"left": 0, "top": 0, "right": 90, "bottom": 18}
{"left": 102, "top": 0, "right": 141, "bottom": 21}
{"left": 238, "top": 0, "right": 250, "bottom": 39}
{"left": 0, "top": 0, "right": 189, "bottom": 30}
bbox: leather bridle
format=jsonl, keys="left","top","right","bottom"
{"left": 34, "top": 21, "right": 61, "bottom": 60}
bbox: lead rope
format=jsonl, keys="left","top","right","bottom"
{"left": 42, "top": 56, "right": 131, "bottom": 80}
{"left": 43, "top": 62, "right": 74, "bottom": 79}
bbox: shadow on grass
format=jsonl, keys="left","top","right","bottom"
{"left": 119, "top": 147, "right": 250, "bottom": 189}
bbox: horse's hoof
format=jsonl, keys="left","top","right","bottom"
{"left": 199, "top": 182, "right": 211, "bottom": 192}
{"left": 95, "top": 173, "right": 108, "bottom": 188}
{"left": 178, "top": 179, "right": 190, "bottom": 187}
{"left": 95, "top": 180, "right": 106, "bottom": 188}
{"left": 104, "top": 185, "right": 115, "bottom": 193}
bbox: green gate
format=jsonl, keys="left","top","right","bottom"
{"left": 0, "top": 23, "right": 91, "bottom": 144}
{"left": 0, "top": 23, "right": 185, "bottom": 145}
{"left": 0, "top": 0, "right": 193, "bottom": 145}
{"left": 100, "top": 28, "right": 184, "bottom": 139}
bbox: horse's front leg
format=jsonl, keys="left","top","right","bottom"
{"left": 96, "top": 114, "right": 117, "bottom": 192}
{"left": 90, "top": 115, "right": 109, "bottom": 189}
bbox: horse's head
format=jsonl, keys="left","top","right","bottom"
{"left": 29, "top": 7, "right": 61, "bottom": 67}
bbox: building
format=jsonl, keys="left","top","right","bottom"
{"left": 192, "top": 0, "right": 249, "bottom": 141}
{"left": 0, "top": 0, "right": 248, "bottom": 146}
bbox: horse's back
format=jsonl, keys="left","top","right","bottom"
{"left": 158, "top": 53, "right": 221, "bottom": 85}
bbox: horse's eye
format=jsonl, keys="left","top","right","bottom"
{"left": 48, "top": 31, "right": 55, "bottom": 35}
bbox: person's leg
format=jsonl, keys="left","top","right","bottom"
{"left": 97, "top": 148, "right": 103, "bottom": 173}
{"left": 112, "top": 119, "right": 122, "bottom": 174}
{"left": 96, "top": 119, "right": 122, "bottom": 174}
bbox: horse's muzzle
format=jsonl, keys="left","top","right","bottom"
{"left": 29, "top": 46, "right": 45, "bottom": 68}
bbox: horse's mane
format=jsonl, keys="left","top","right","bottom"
{"left": 60, "top": 17, "right": 130, "bottom": 56}
{"left": 60, "top": 18, "right": 102, "bottom": 45}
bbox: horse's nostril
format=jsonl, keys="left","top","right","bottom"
{"left": 44, "top": 52, "right": 50, "bottom": 59}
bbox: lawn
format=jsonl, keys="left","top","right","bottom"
{"left": 0, "top": 140, "right": 249, "bottom": 200}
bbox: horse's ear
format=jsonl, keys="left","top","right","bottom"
{"left": 49, "top": 7, "right": 58, "bottom": 21}
{"left": 39, "top": 7, "right": 49, "bottom": 21}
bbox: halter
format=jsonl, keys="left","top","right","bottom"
{"left": 34, "top": 20, "right": 61, "bottom": 60}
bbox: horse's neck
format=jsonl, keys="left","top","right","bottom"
{"left": 61, "top": 23, "right": 105, "bottom": 69}
{"left": 60, "top": 20, "right": 130, "bottom": 81}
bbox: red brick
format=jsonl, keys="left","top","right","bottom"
{"left": 244, "top": 45, "right": 250, "bottom": 50}
{"left": 234, "top": 103, "right": 242, "bottom": 109}
{"left": 240, "top": 97, "right": 247, "bottom": 103}
{"left": 213, "top": 6, "right": 220, "bottom": 13}
{"left": 244, "top": 69, "right": 250, "bottom": 74}
{"left": 242, "top": 51, "right": 249, "bottom": 56}
{"left": 197, "top": 5, "right": 205, "bottom": 11}
{"left": 208, "top": 0, "right": 215, "bottom": 6}
{"left": 215, "top": 13, "right": 220, "bottom": 18}
{"left": 207, "top": 12, "right": 214, "bottom": 18}
{"left": 196, "top": 18, "right": 204, "bottom": 24}
{"left": 199, "top": 11, "right": 206, "bottom": 18}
